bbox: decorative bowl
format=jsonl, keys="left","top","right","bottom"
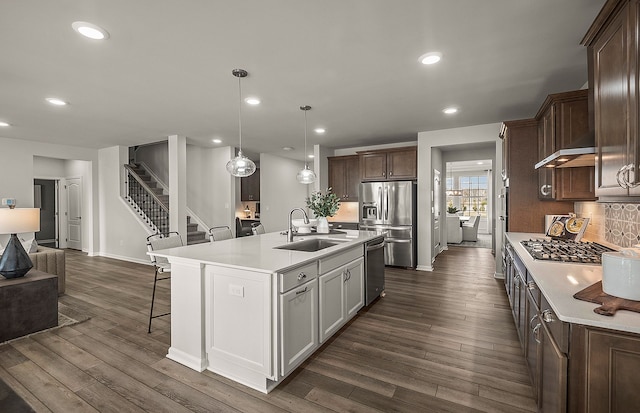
{"left": 292, "top": 218, "right": 318, "bottom": 233}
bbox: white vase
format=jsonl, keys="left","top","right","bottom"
{"left": 316, "top": 217, "right": 330, "bottom": 233}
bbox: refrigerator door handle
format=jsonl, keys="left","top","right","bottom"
{"left": 385, "top": 238, "right": 412, "bottom": 244}
{"left": 385, "top": 187, "right": 389, "bottom": 221}
{"left": 377, "top": 187, "right": 382, "bottom": 220}
{"left": 360, "top": 225, "right": 410, "bottom": 231}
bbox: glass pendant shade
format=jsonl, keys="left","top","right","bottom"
{"left": 226, "top": 150, "right": 256, "bottom": 177}
{"left": 228, "top": 68, "right": 256, "bottom": 178}
{"left": 297, "top": 105, "right": 316, "bottom": 184}
{"left": 297, "top": 165, "right": 316, "bottom": 184}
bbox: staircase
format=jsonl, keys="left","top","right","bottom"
{"left": 124, "top": 163, "right": 208, "bottom": 245}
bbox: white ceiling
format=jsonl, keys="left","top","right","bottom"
{"left": 0, "top": 1, "right": 605, "bottom": 161}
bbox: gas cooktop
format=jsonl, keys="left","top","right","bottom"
{"left": 520, "top": 238, "right": 616, "bottom": 264}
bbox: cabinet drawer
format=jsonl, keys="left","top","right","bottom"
{"left": 279, "top": 262, "right": 317, "bottom": 293}
{"left": 540, "top": 295, "right": 569, "bottom": 354}
{"left": 319, "top": 246, "right": 363, "bottom": 275}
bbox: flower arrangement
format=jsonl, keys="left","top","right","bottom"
{"left": 306, "top": 188, "right": 340, "bottom": 217}
{"left": 447, "top": 205, "right": 459, "bottom": 214}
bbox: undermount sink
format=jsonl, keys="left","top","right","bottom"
{"left": 274, "top": 238, "right": 346, "bottom": 252}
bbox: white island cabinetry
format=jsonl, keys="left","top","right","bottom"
{"left": 150, "top": 230, "right": 379, "bottom": 393}
{"left": 279, "top": 262, "right": 319, "bottom": 377}
{"left": 319, "top": 247, "right": 364, "bottom": 342}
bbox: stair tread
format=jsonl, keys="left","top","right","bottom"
{"left": 188, "top": 238, "right": 210, "bottom": 245}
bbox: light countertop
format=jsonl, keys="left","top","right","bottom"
{"left": 150, "top": 230, "right": 384, "bottom": 274}
{"left": 506, "top": 232, "right": 640, "bottom": 334}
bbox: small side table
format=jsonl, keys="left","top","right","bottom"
{"left": 0, "top": 269, "right": 58, "bottom": 342}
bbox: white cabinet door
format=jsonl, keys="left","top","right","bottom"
{"left": 344, "top": 258, "right": 364, "bottom": 320}
{"left": 280, "top": 279, "right": 318, "bottom": 376}
{"left": 319, "top": 266, "right": 346, "bottom": 343}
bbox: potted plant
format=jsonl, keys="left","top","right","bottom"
{"left": 306, "top": 188, "right": 340, "bottom": 233}
{"left": 447, "top": 205, "right": 459, "bottom": 215}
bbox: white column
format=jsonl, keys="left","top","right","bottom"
{"left": 168, "top": 135, "right": 187, "bottom": 239}
{"left": 166, "top": 260, "right": 207, "bottom": 371}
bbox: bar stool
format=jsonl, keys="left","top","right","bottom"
{"left": 146, "top": 232, "right": 183, "bottom": 333}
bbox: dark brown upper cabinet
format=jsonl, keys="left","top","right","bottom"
{"left": 240, "top": 168, "right": 260, "bottom": 201}
{"left": 583, "top": 0, "right": 640, "bottom": 199}
{"left": 328, "top": 155, "right": 360, "bottom": 202}
{"left": 535, "top": 89, "right": 595, "bottom": 201}
{"left": 357, "top": 146, "right": 417, "bottom": 182}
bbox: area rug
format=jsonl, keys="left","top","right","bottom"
{"left": 0, "top": 311, "right": 90, "bottom": 346}
{"left": 0, "top": 376, "right": 35, "bottom": 413}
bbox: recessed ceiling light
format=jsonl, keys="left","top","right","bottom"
{"left": 282, "top": 146, "right": 294, "bottom": 151}
{"left": 477, "top": 161, "right": 483, "bottom": 165}
{"left": 308, "top": 154, "right": 315, "bottom": 159}
{"left": 314, "top": 128, "right": 325, "bottom": 134}
{"left": 72, "top": 21, "right": 110, "bottom": 40}
{"left": 0, "top": 121, "right": 10, "bottom": 127}
{"left": 245, "top": 97, "right": 260, "bottom": 105}
{"left": 212, "top": 138, "right": 222, "bottom": 144}
{"left": 443, "top": 107, "right": 458, "bottom": 114}
{"left": 418, "top": 52, "right": 442, "bottom": 65}
{"left": 46, "top": 98, "right": 68, "bottom": 106}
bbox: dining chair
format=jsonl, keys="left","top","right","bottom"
{"left": 462, "top": 216, "right": 481, "bottom": 242}
{"left": 146, "top": 232, "right": 183, "bottom": 333}
{"left": 251, "top": 223, "right": 265, "bottom": 235}
{"left": 208, "top": 226, "right": 233, "bottom": 242}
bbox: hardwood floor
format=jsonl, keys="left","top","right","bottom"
{"left": 0, "top": 246, "right": 536, "bottom": 412}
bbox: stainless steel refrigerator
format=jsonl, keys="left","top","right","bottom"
{"left": 359, "top": 181, "right": 417, "bottom": 268}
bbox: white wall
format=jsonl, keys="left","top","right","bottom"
{"left": 314, "top": 144, "right": 332, "bottom": 192}
{"left": 136, "top": 142, "right": 169, "bottom": 185}
{"left": 259, "top": 153, "right": 309, "bottom": 232}
{"left": 33, "top": 156, "right": 66, "bottom": 177}
{"left": 98, "top": 146, "right": 151, "bottom": 263}
{"left": 417, "top": 123, "right": 502, "bottom": 273}
{"left": 187, "top": 145, "right": 236, "bottom": 230}
{"left": 0, "top": 137, "right": 99, "bottom": 254}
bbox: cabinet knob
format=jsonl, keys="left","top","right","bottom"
{"left": 389, "top": 171, "right": 393, "bottom": 176}
{"left": 297, "top": 272, "right": 307, "bottom": 281}
{"left": 542, "top": 309, "right": 555, "bottom": 323}
{"left": 527, "top": 281, "right": 536, "bottom": 292}
{"left": 540, "top": 184, "right": 552, "bottom": 196}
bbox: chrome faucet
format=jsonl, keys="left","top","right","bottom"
{"left": 288, "top": 208, "right": 310, "bottom": 242}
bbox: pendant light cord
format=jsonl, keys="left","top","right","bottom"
{"left": 304, "top": 108, "right": 308, "bottom": 168}
{"left": 237, "top": 75, "right": 242, "bottom": 153}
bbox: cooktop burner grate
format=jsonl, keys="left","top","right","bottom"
{"left": 520, "top": 239, "right": 616, "bottom": 264}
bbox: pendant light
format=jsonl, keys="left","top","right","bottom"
{"left": 226, "top": 69, "right": 256, "bottom": 177}
{"left": 296, "top": 105, "right": 317, "bottom": 184}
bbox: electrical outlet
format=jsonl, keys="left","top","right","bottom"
{"left": 229, "top": 284, "right": 244, "bottom": 297}
{"left": 2, "top": 198, "right": 16, "bottom": 207}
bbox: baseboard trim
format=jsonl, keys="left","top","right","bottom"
{"left": 98, "top": 252, "right": 151, "bottom": 266}
{"left": 416, "top": 265, "right": 433, "bottom": 272}
{"left": 494, "top": 271, "right": 504, "bottom": 279}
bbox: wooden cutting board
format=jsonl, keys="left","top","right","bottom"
{"left": 573, "top": 281, "right": 640, "bottom": 316}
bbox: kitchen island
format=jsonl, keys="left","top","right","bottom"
{"left": 150, "top": 229, "right": 383, "bottom": 393}
{"left": 505, "top": 232, "right": 640, "bottom": 412}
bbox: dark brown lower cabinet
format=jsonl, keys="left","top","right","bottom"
{"left": 570, "top": 325, "right": 640, "bottom": 412}
{"left": 540, "top": 320, "right": 567, "bottom": 413}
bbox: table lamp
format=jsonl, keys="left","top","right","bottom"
{"left": 0, "top": 207, "right": 40, "bottom": 279}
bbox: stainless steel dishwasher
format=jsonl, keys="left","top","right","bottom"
{"left": 365, "top": 236, "right": 385, "bottom": 306}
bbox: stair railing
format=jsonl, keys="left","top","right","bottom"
{"left": 123, "top": 164, "right": 169, "bottom": 234}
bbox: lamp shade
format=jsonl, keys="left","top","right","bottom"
{"left": 0, "top": 208, "right": 40, "bottom": 234}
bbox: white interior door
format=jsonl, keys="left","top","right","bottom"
{"left": 433, "top": 169, "right": 441, "bottom": 257}
{"left": 66, "top": 177, "right": 82, "bottom": 250}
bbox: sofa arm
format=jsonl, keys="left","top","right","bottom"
{"left": 28, "top": 247, "right": 65, "bottom": 295}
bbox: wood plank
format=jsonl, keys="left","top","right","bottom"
{"left": 0, "top": 247, "right": 536, "bottom": 412}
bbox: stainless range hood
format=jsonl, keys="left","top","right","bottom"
{"left": 534, "top": 132, "right": 595, "bottom": 169}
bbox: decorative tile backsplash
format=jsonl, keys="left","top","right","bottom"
{"left": 604, "top": 203, "right": 640, "bottom": 248}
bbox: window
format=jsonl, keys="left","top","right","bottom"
{"left": 446, "top": 174, "right": 488, "bottom": 217}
